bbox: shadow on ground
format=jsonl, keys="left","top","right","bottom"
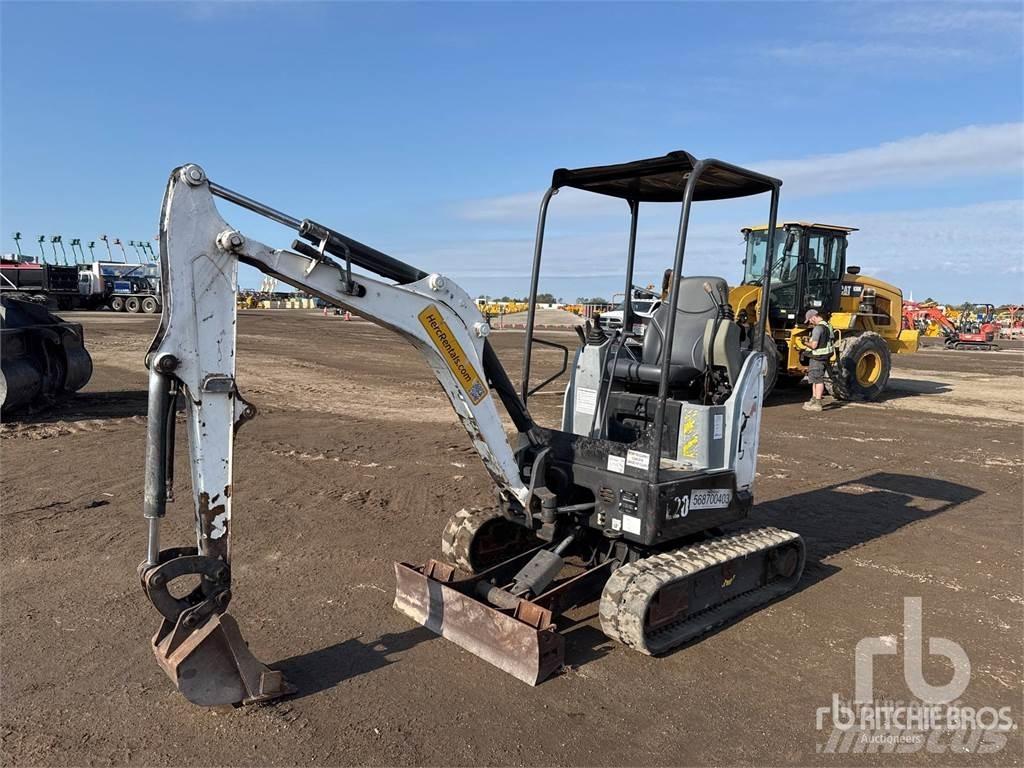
{"left": 2, "top": 390, "right": 149, "bottom": 425}
{"left": 766, "top": 378, "right": 951, "bottom": 407}
{"left": 273, "top": 626, "right": 437, "bottom": 701}
{"left": 267, "top": 472, "right": 982, "bottom": 693}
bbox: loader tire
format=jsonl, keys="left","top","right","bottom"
{"left": 828, "top": 332, "right": 891, "bottom": 401}
{"left": 747, "top": 331, "right": 779, "bottom": 398}
{"left": 441, "top": 507, "right": 540, "bottom": 574}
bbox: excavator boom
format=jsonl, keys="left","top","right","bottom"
{"left": 141, "top": 165, "right": 533, "bottom": 706}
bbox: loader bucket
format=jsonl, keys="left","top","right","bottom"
{"left": 152, "top": 611, "right": 293, "bottom": 707}
{"left": 393, "top": 559, "right": 564, "bottom": 685}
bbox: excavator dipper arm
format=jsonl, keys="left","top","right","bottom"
{"left": 141, "top": 164, "right": 531, "bottom": 706}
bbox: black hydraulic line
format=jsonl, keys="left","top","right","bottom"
{"left": 557, "top": 502, "right": 596, "bottom": 514}
{"left": 484, "top": 340, "right": 534, "bottom": 433}
{"left": 208, "top": 180, "right": 428, "bottom": 286}
{"left": 208, "top": 175, "right": 536, "bottom": 439}
{"left": 297, "top": 220, "right": 427, "bottom": 286}
{"left": 143, "top": 369, "right": 174, "bottom": 567}
{"left": 208, "top": 181, "right": 301, "bottom": 229}
{"left": 594, "top": 335, "right": 625, "bottom": 440}
{"left": 163, "top": 383, "right": 178, "bottom": 503}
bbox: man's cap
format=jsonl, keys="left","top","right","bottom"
{"left": 805, "top": 309, "right": 820, "bottom": 322}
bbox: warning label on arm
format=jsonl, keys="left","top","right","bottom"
{"left": 418, "top": 306, "right": 490, "bottom": 405}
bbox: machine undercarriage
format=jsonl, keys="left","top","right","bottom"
{"left": 140, "top": 153, "right": 805, "bottom": 706}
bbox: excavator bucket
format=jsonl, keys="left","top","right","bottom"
{"left": 393, "top": 559, "right": 564, "bottom": 685}
{"left": 152, "top": 611, "right": 293, "bottom": 707}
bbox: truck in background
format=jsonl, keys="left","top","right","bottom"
{"left": 77, "top": 261, "right": 162, "bottom": 312}
{"left": 0, "top": 257, "right": 81, "bottom": 309}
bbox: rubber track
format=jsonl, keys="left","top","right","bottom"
{"left": 441, "top": 507, "right": 493, "bottom": 572}
{"left": 599, "top": 527, "right": 804, "bottom": 655}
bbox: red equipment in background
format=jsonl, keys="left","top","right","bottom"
{"left": 951, "top": 303, "right": 999, "bottom": 350}
{"left": 901, "top": 302, "right": 1000, "bottom": 351}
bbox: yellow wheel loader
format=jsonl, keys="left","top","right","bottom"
{"left": 729, "top": 222, "right": 919, "bottom": 401}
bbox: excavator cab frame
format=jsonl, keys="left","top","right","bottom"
{"left": 523, "top": 152, "right": 782, "bottom": 469}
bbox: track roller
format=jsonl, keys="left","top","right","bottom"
{"left": 599, "top": 527, "right": 804, "bottom": 655}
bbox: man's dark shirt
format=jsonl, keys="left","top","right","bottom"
{"left": 811, "top": 322, "right": 828, "bottom": 349}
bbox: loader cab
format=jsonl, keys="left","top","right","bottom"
{"left": 741, "top": 222, "right": 857, "bottom": 328}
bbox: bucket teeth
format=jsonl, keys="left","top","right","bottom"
{"left": 152, "top": 612, "right": 293, "bottom": 707}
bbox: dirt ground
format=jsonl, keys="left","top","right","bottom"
{"left": 2, "top": 310, "right": 1022, "bottom": 766}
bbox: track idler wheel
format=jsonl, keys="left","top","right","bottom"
{"left": 140, "top": 548, "right": 293, "bottom": 707}
{"left": 441, "top": 507, "right": 540, "bottom": 573}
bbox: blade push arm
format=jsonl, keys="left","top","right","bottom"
{"left": 140, "top": 164, "right": 532, "bottom": 706}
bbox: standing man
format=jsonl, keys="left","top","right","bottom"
{"left": 802, "top": 309, "right": 834, "bottom": 412}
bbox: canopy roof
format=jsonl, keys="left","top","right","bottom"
{"left": 551, "top": 151, "right": 779, "bottom": 202}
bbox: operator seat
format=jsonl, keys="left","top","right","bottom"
{"left": 614, "top": 276, "right": 728, "bottom": 387}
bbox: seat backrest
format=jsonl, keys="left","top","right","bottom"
{"left": 642, "top": 276, "right": 727, "bottom": 376}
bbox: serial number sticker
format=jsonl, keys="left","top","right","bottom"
{"left": 626, "top": 450, "right": 650, "bottom": 470}
{"left": 607, "top": 455, "right": 626, "bottom": 473}
{"left": 690, "top": 488, "right": 733, "bottom": 510}
{"left": 713, "top": 414, "right": 724, "bottom": 440}
{"left": 418, "top": 305, "right": 489, "bottom": 405}
{"left": 621, "top": 514, "right": 642, "bottom": 535}
{"left": 576, "top": 387, "right": 598, "bottom": 415}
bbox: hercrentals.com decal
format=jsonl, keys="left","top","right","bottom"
{"left": 418, "top": 306, "right": 489, "bottom": 404}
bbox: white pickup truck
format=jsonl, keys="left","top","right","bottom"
{"left": 598, "top": 293, "right": 661, "bottom": 334}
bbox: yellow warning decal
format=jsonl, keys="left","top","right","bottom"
{"left": 418, "top": 305, "right": 489, "bottom": 405}
{"left": 681, "top": 409, "right": 699, "bottom": 459}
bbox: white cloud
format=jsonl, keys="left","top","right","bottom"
{"left": 769, "top": 3, "right": 1022, "bottom": 65}
{"left": 761, "top": 122, "right": 1024, "bottom": 198}
{"left": 455, "top": 187, "right": 626, "bottom": 222}
{"left": 868, "top": 4, "right": 1023, "bottom": 36}
{"left": 455, "top": 123, "right": 1024, "bottom": 221}
{"left": 765, "top": 41, "right": 979, "bottom": 63}
{"left": 838, "top": 199, "right": 1024, "bottom": 278}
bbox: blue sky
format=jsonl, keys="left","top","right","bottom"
{"left": 2, "top": 1, "right": 1022, "bottom": 303}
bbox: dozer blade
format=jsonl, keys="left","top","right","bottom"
{"left": 394, "top": 559, "right": 564, "bottom": 685}
{"left": 152, "top": 611, "right": 293, "bottom": 707}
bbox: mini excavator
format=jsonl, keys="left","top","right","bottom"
{"left": 139, "top": 153, "right": 806, "bottom": 707}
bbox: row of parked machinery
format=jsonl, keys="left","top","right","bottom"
{"left": 0, "top": 237, "right": 159, "bottom": 413}
{"left": 1, "top": 255, "right": 162, "bottom": 313}
{"left": 902, "top": 302, "right": 1001, "bottom": 350}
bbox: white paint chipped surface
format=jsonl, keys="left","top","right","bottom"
{"left": 209, "top": 511, "right": 230, "bottom": 540}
